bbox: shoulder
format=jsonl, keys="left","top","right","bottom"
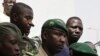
{"left": 21, "top": 37, "right": 39, "bottom": 56}
{"left": 35, "top": 46, "right": 48, "bottom": 56}
{"left": 31, "top": 36, "right": 42, "bottom": 49}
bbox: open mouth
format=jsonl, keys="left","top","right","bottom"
{"left": 73, "top": 35, "right": 79, "bottom": 37}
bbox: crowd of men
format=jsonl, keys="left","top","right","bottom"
{"left": 0, "top": 0, "right": 98, "bottom": 56}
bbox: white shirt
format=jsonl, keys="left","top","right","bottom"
{"left": 0, "top": 13, "right": 10, "bottom": 22}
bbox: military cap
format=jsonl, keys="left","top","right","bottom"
{"left": 69, "top": 43, "right": 98, "bottom": 56}
{"left": 0, "top": 22, "right": 25, "bottom": 44}
{"left": 42, "top": 19, "right": 67, "bottom": 33}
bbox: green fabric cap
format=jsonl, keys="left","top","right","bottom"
{"left": 69, "top": 43, "right": 98, "bottom": 56}
{"left": 0, "top": 22, "right": 25, "bottom": 44}
{"left": 42, "top": 19, "right": 67, "bottom": 33}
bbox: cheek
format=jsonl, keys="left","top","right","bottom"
{"left": 5, "top": 44, "right": 14, "bottom": 51}
{"left": 81, "top": 31, "right": 83, "bottom": 34}
{"left": 51, "top": 35, "right": 59, "bottom": 44}
{"left": 2, "top": 43, "right": 14, "bottom": 55}
{"left": 68, "top": 28, "right": 74, "bottom": 34}
{"left": 19, "top": 18, "right": 28, "bottom": 26}
{"left": 5, "top": 5, "right": 9, "bottom": 9}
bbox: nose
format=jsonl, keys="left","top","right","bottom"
{"left": 60, "top": 36, "right": 65, "bottom": 44}
{"left": 15, "top": 45, "right": 20, "bottom": 53}
{"left": 75, "top": 28, "right": 81, "bottom": 34}
{"left": 29, "top": 20, "right": 34, "bottom": 27}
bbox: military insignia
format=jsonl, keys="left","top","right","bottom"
{"left": 57, "top": 19, "right": 64, "bottom": 24}
{"left": 49, "top": 21, "right": 54, "bottom": 27}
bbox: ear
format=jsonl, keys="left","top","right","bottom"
{"left": 11, "top": 13, "right": 18, "bottom": 22}
{"left": 42, "top": 31, "right": 48, "bottom": 40}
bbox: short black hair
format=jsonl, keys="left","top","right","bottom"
{"left": 10, "top": 2, "right": 33, "bottom": 22}
{"left": 66, "top": 16, "right": 82, "bottom": 26}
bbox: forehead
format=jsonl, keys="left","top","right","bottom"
{"left": 49, "top": 28, "right": 66, "bottom": 34}
{"left": 3, "top": 34, "right": 16, "bottom": 41}
{"left": 4, "top": 0, "right": 16, "bottom": 2}
{"left": 20, "top": 8, "right": 33, "bottom": 15}
{"left": 68, "top": 19, "right": 83, "bottom": 27}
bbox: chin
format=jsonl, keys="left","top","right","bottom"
{"left": 55, "top": 50, "right": 62, "bottom": 54}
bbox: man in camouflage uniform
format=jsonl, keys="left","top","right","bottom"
{"left": 36, "top": 19, "right": 69, "bottom": 56}
{"left": 10, "top": 2, "right": 39, "bottom": 56}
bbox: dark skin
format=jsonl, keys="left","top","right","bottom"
{"left": 42, "top": 28, "right": 66, "bottom": 56}
{"left": 12, "top": 7, "right": 34, "bottom": 36}
{"left": 3, "top": 0, "right": 16, "bottom": 16}
{"left": 0, "top": 34, "right": 20, "bottom": 56}
{"left": 66, "top": 18, "right": 83, "bottom": 45}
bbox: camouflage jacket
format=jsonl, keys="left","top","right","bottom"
{"left": 21, "top": 36, "right": 41, "bottom": 56}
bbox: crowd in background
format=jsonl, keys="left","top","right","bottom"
{"left": 0, "top": 0, "right": 98, "bottom": 56}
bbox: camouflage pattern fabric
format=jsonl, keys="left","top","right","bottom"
{"left": 21, "top": 36, "right": 41, "bottom": 56}
{"left": 22, "top": 39, "right": 38, "bottom": 56}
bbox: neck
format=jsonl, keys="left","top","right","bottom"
{"left": 42, "top": 44, "right": 54, "bottom": 56}
{"left": 4, "top": 12, "right": 9, "bottom": 16}
{"left": 10, "top": 22, "right": 26, "bottom": 36}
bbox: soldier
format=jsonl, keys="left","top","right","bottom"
{"left": 66, "top": 16, "right": 83, "bottom": 45}
{"left": 10, "top": 2, "right": 38, "bottom": 56}
{"left": 36, "top": 19, "right": 69, "bottom": 56}
{"left": 69, "top": 43, "right": 98, "bottom": 56}
{"left": 0, "top": 22, "right": 24, "bottom": 56}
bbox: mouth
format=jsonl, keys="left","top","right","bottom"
{"left": 24, "top": 27, "right": 30, "bottom": 33}
{"left": 73, "top": 35, "right": 80, "bottom": 37}
{"left": 24, "top": 33, "right": 29, "bottom": 36}
{"left": 15, "top": 53, "right": 20, "bottom": 56}
{"left": 55, "top": 45, "right": 64, "bottom": 52}
{"left": 56, "top": 45, "right": 64, "bottom": 49}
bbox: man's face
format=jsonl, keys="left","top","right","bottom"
{"left": 3, "top": 0, "right": 16, "bottom": 16}
{"left": 67, "top": 19, "right": 83, "bottom": 43}
{"left": 16, "top": 8, "right": 33, "bottom": 36}
{"left": 45, "top": 28, "right": 66, "bottom": 53}
{"left": 0, "top": 34, "right": 20, "bottom": 56}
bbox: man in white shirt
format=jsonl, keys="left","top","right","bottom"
{"left": 0, "top": 0, "right": 16, "bottom": 22}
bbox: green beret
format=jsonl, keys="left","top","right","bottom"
{"left": 0, "top": 22, "right": 25, "bottom": 44}
{"left": 42, "top": 19, "right": 67, "bottom": 34}
{"left": 69, "top": 43, "right": 98, "bottom": 56}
